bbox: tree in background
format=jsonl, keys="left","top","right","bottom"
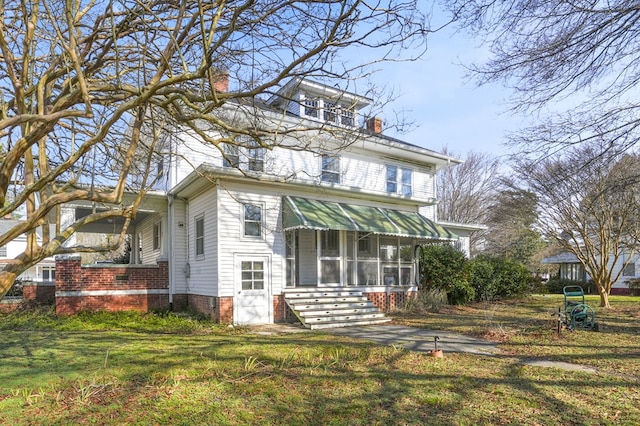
{"left": 0, "top": 0, "right": 431, "bottom": 300}
{"left": 437, "top": 150, "right": 500, "bottom": 255}
{"left": 515, "top": 143, "right": 640, "bottom": 307}
{"left": 483, "top": 185, "right": 547, "bottom": 271}
{"left": 445, "top": 1, "right": 640, "bottom": 159}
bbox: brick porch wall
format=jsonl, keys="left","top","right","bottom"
{"left": 365, "top": 290, "right": 417, "bottom": 312}
{"left": 274, "top": 294, "right": 297, "bottom": 323}
{"left": 55, "top": 255, "right": 169, "bottom": 315}
{"left": 186, "top": 294, "right": 233, "bottom": 323}
{"left": 23, "top": 282, "right": 56, "bottom": 304}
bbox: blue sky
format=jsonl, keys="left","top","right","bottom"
{"left": 374, "top": 17, "right": 525, "bottom": 159}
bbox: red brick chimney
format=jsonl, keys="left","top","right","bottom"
{"left": 213, "top": 71, "right": 229, "bottom": 93}
{"left": 366, "top": 117, "right": 383, "bottom": 134}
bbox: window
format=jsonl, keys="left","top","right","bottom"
{"left": 386, "top": 165, "right": 412, "bottom": 195}
{"left": 157, "top": 159, "right": 164, "bottom": 177}
{"left": 244, "top": 204, "right": 262, "bottom": 237}
{"left": 303, "top": 98, "right": 319, "bottom": 118}
{"left": 247, "top": 141, "right": 265, "bottom": 172}
{"left": 153, "top": 222, "right": 161, "bottom": 250}
{"left": 222, "top": 143, "right": 240, "bottom": 168}
{"left": 241, "top": 261, "right": 264, "bottom": 290}
{"left": 340, "top": 108, "right": 354, "bottom": 126}
{"left": 0, "top": 245, "right": 6, "bottom": 257}
{"left": 321, "top": 155, "right": 340, "bottom": 184}
{"left": 42, "top": 267, "right": 55, "bottom": 281}
{"left": 323, "top": 102, "right": 337, "bottom": 122}
{"left": 624, "top": 262, "right": 636, "bottom": 277}
{"left": 386, "top": 165, "right": 397, "bottom": 193}
{"left": 401, "top": 168, "right": 412, "bottom": 196}
{"left": 195, "top": 216, "right": 204, "bottom": 256}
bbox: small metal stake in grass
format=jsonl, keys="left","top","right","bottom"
{"left": 428, "top": 335, "right": 443, "bottom": 358}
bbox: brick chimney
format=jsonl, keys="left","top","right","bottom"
{"left": 213, "top": 71, "right": 229, "bottom": 93}
{"left": 366, "top": 117, "right": 383, "bottom": 134}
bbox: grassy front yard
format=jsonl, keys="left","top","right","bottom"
{"left": 1, "top": 295, "right": 639, "bottom": 425}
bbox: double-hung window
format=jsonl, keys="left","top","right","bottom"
{"left": 247, "top": 141, "right": 265, "bottom": 172}
{"left": 0, "top": 245, "right": 6, "bottom": 257}
{"left": 222, "top": 143, "right": 240, "bottom": 168}
{"left": 321, "top": 155, "right": 340, "bottom": 184}
{"left": 386, "top": 165, "right": 412, "bottom": 196}
{"left": 401, "top": 168, "right": 412, "bottom": 196}
{"left": 195, "top": 216, "right": 205, "bottom": 256}
{"left": 244, "top": 204, "right": 262, "bottom": 238}
{"left": 153, "top": 222, "right": 161, "bottom": 250}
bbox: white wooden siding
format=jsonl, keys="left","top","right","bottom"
{"left": 168, "top": 130, "right": 438, "bottom": 203}
{"left": 138, "top": 215, "right": 163, "bottom": 264}
{"left": 215, "top": 182, "right": 284, "bottom": 298}
{"left": 186, "top": 186, "right": 219, "bottom": 296}
{"left": 171, "top": 198, "right": 189, "bottom": 293}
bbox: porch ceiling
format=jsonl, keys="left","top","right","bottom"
{"left": 282, "top": 196, "right": 458, "bottom": 240}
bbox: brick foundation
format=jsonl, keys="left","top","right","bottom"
{"left": 365, "top": 290, "right": 416, "bottom": 312}
{"left": 55, "top": 255, "right": 169, "bottom": 315}
{"left": 186, "top": 294, "right": 234, "bottom": 323}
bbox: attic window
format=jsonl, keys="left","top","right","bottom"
{"left": 303, "top": 98, "right": 319, "bottom": 118}
{"left": 301, "top": 95, "right": 356, "bottom": 127}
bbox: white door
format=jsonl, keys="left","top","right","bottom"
{"left": 234, "top": 255, "right": 271, "bottom": 325}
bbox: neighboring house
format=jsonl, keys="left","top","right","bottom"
{"left": 542, "top": 251, "right": 639, "bottom": 295}
{"left": 56, "top": 78, "right": 481, "bottom": 327}
{"left": 0, "top": 219, "right": 56, "bottom": 284}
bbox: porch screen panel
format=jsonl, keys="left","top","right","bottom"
{"left": 380, "top": 237, "right": 399, "bottom": 286}
{"left": 357, "top": 233, "right": 378, "bottom": 285}
{"left": 320, "top": 230, "right": 340, "bottom": 284}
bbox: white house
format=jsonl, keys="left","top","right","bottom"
{"left": 0, "top": 219, "right": 56, "bottom": 285}
{"left": 542, "top": 251, "right": 640, "bottom": 295}
{"left": 56, "top": 78, "right": 477, "bottom": 328}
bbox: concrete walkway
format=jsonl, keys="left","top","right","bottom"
{"left": 249, "top": 323, "right": 599, "bottom": 373}
{"left": 324, "top": 324, "right": 500, "bottom": 356}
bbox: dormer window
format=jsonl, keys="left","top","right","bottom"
{"left": 303, "top": 98, "right": 319, "bottom": 118}
{"left": 323, "top": 102, "right": 337, "bottom": 122}
{"left": 301, "top": 94, "right": 356, "bottom": 127}
{"left": 340, "top": 109, "right": 354, "bottom": 126}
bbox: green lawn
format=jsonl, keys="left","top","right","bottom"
{"left": 1, "top": 296, "right": 639, "bottom": 425}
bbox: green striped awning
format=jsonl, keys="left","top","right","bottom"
{"left": 282, "top": 196, "right": 457, "bottom": 240}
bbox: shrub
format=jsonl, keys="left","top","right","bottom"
{"left": 545, "top": 278, "right": 584, "bottom": 294}
{"left": 419, "top": 244, "right": 473, "bottom": 304}
{"left": 466, "top": 255, "right": 531, "bottom": 301}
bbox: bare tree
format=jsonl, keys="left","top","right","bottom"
{"left": 516, "top": 143, "right": 640, "bottom": 307}
{"left": 437, "top": 149, "right": 500, "bottom": 255}
{"left": 445, "top": 1, "right": 640, "bottom": 157}
{"left": 0, "top": 0, "right": 431, "bottom": 300}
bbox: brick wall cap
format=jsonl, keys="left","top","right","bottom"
{"left": 55, "top": 254, "right": 82, "bottom": 261}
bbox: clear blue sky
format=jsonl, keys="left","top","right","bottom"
{"left": 373, "top": 16, "right": 525, "bottom": 160}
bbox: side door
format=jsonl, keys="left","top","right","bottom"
{"left": 234, "top": 255, "right": 271, "bottom": 325}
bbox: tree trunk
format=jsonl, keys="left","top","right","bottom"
{"left": 597, "top": 284, "right": 610, "bottom": 308}
{"left": 0, "top": 270, "right": 19, "bottom": 300}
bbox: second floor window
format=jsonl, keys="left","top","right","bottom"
{"left": 386, "top": 165, "right": 412, "bottom": 196}
{"left": 222, "top": 144, "right": 240, "bottom": 168}
{"left": 321, "top": 155, "right": 340, "bottom": 184}
{"left": 0, "top": 245, "right": 6, "bottom": 257}
{"left": 248, "top": 141, "right": 265, "bottom": 172}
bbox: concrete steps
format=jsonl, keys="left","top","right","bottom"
{"left": 284, "top": 288, "right": 390, "bottom": 330}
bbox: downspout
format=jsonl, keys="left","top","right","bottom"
{"left": 168, "top": 194, "right": 175, "bottom": 311}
